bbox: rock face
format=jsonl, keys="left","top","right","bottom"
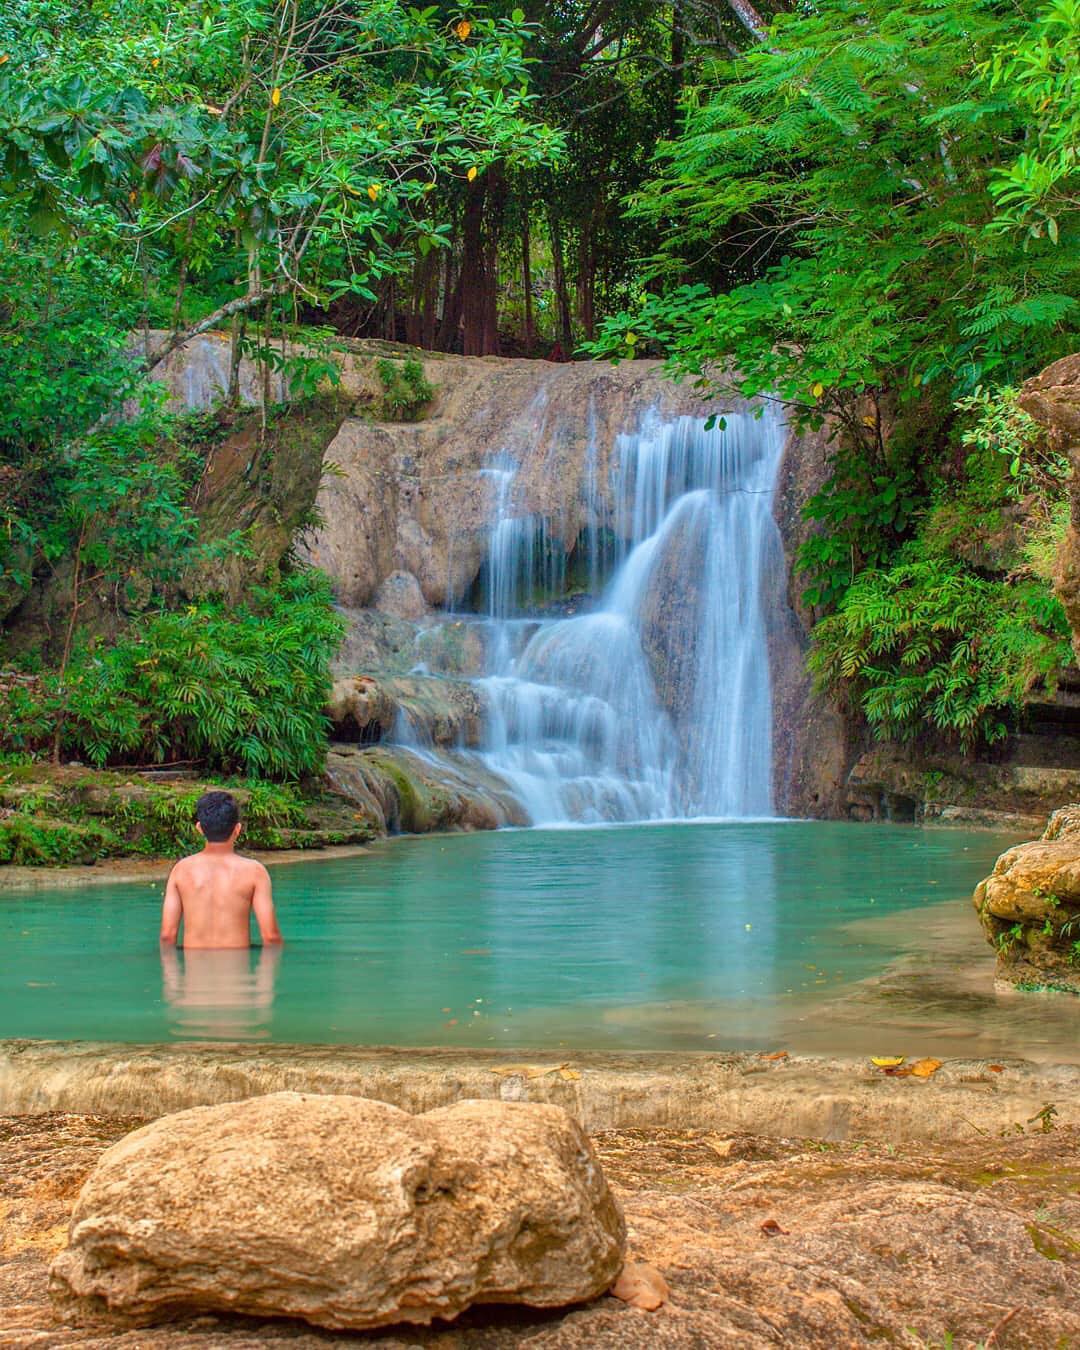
{"left": 974, "top": 805, "right": 1080, "bottom": 992}
{"left": 328, "top": 673, "right": 488, "bottom": 747}
{"left": 326, "top": 742, "right": 528, "bottom": 832}
{"left": 50, "top": 1092, "right": 626, "bottom": 1332}
{"left": 372, "top": 569, "right": 429, "bottom": 620}
{"left": 1020, "top": 353, "right": 1080, "bottom": 665}
{"left": 845, "top": 743, "right": 1080, "bottom": 832}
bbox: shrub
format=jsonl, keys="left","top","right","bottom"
{"left": 809, "top": 557, "right": 1073, "bottom": 747}
{"left": 376, "top": 358, "right": 434, "bottom": 421}
{"left": 0, "top": 813, "right": 119, "bottom": 865}
{"left": 6, "top": 571, "right": 344, "bottom": 778}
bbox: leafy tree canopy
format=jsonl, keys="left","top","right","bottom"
{"left": 591, "top": 0, "right": 1080, "bottom": 427}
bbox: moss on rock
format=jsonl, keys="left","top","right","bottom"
{"left": 0, "top": 765, "right": 375, "bottom": 868}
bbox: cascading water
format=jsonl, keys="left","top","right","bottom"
{"left": 436, "top": 404, "right": 787, "bottom": 825}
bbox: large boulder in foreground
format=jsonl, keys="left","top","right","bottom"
{"left": 50, "top": 1092, "right": 625, "bottom": 1332}
{"left": 973, "top": 805, "right": 1080, "bottom": 993}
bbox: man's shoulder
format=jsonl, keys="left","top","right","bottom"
{"left": 236, "top": 854, "right": 271, "bottom": 879}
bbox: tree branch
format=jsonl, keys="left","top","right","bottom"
{"left": 138, "top": 285, "right": 291, "bottom": 372}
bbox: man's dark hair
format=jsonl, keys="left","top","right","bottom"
{"left": 194, "top": 790, "right": 240, "bottom": 843}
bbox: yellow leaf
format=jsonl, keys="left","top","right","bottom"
{"left": 416, "top": 117, "right": 424, "bottom": 130}
{"left": 559, "top": 1067, "right": 582, "bottom": 1081}
{"left": 367, "top": 182, "right": 381, "bottom": 201}
{"left": 151, "top": 56, "right": 160, "bottom": 68}
{"left": 811, "top": 382, "right": 824, "bottom": 398}
{"left": 862, "top": 414, "right": 876, "bottom": 427}
{"left": 455, "top": 19, "right": 472, "bottom": 39}
{"left": 0, "top": 55, "right": 8, "bottom": 65}
{"left": 271, "top": 86, "right": 281, "bottom": 106}
{"left": 467, "top": 165, "right": 478, "bottom": 182}
{"left": 910, "top": 1057, "right": 942, "bottom": 1078}
{"left": 625, "top": 331, "right": 638, "bottom": 345}
{"left": 423, "top": 180, "right": 435, "bottom": 193}
{"left": 912, "top": 371, "right": 921, "bottom": 387}
{"left": 871, "top": 1056, "right": 905, "bottom": 1068}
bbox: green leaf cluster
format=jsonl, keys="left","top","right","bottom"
{"left": 591, "top": 0, "right": 1079, "bottom": 409}
{"left": 809, "top": 557, "right": 1073, "bottom": 747}
{"left": 376, "top": 357, "right": 435, "bottom": 421}
{"left": 3, "top": 571, "right": 344, "bottom": 779}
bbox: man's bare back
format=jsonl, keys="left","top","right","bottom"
{"left": 160, "top": 791, "right": 283, "bottom": 950}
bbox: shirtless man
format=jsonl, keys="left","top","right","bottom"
{"left": 159, "top": 790, "right": 283, "bottom": 949}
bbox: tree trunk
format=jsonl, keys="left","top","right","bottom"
{"left": 227, "top": 313, "right": 246, "bottom": 408}
{"left": 436, "top": 245, "right": 463, "bottom": 351}
{"left": 725, "top": 0, "right": 768, "bottom": 41}
{"left": 521, "top": 206, "right": 535, "bottom": 355}
{"left": 577, "top": 218, "right": 596, "bottom": 344}
{"left": 550, "top": 213, "right": 574, "bottom": 354}
{"left": 421, "top": 251, "right": 439, "bottom": 350}
{"left": 481, "top": 166, "right": 506, "bottom": 356}
{"left": 460, "top": 180, "right": 487, "bottom": 356}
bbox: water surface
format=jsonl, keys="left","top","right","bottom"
{"left": 2, "top": 821, "right": 1078, "bottom": 1059}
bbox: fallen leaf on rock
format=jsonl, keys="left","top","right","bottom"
{"left": 989, "top": 1064, "right": 1004, "bottom": 1073}
{"left": 559, "top": 1067, "right": 582, "bottom": 1081}
{"left": 883, "top": 1066, "right": 913, "bottom": 1077}
{"left": 610, "top": 1261, "right": 669, "bottom": 1311}
{"left": 910, "top": 1057, "right": 943, "bottom": 1078}
{"left": 760, "top": 1050, "right": 789, "bottom": 1061}
{"left": 760, "top": 1219, "right": 790, "bottom": 1236}
{"left": 871, "top": 1056, "right": 905, "bottom": 1068}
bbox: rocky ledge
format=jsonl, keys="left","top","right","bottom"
{"left": 975, "top": 804, "right": 1080, "bottom": 993}
{"left": 4, "top": 1110, "right": 1079, "bottom": 1347}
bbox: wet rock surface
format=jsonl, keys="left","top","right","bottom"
{"left": 325, "top": 743, "right": 527, "bottom": 833}
{"left": 48, "top": 1094, "right": 624, "bottom": 1333}
{"left": 4, "top": 1112, "right": 1080, "bottom": 1347}
{"left": 975, "top": 805, "right": 1080, "bottom": 993}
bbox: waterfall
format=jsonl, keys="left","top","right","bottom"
{"left": 446, "top": 405, "right": 786, "bottom": 824}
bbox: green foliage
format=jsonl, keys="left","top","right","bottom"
{"left": 376, "top": 358, "right": 435, "bottom": 421}
{"left": 809, "top": 557, "right": 1073, "bottom": 747}
{"left": 985, "top": 0, "right": 1080, "bottom": 246}
{"left": 0, "top": 1, "right": 561, "bottom": 326}
{"left": 4, "top": 572, "right": 344, "bottom": 778}
{"left": 0, "top": 812, "right": 119, "bottom": 865}
{"left": 0, "top": 772, "right": 316, "bottom": 863}
{"left": 955, "top": 386, "right": 1068, "bottom": 494}
{"left": 799, "top": 454, "right": 921, "bottom": 609}
{"left": 110, "top": 779, "right": 308, "bottom": 855}
{"left": 591, "top": 0, "right": 1079, "bottom": 410}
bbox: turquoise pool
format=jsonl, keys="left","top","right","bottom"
{"left": 2, "top": 821, "right": 1076, "bottom": 1058}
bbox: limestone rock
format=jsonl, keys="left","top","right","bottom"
{"left": 973, "top": 806, "right": 1080, "bottom": 991}
{"left": 373, "top": 569, "right": 428, "bottom": 621}
{"left": 326, "top": 742, "right": 528, "bottom": 832}
{"left": 49, "top": 1092, "right": 626, "bottom": 1332}
{"left": 610, "top": 1261, "right": 669, "bottom": 1311}
{"left": 1019, "top": 353, "right": 1080, "bottom": 666}
{"left": 328, "top": 673, "right": 488, "bottom": 748}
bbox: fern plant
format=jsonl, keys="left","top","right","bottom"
{"left": 4, "top": 571, "right": 344, "bottom": 779}
{"left": 810, "top": 557, "right": 1073, "bottom": 747}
